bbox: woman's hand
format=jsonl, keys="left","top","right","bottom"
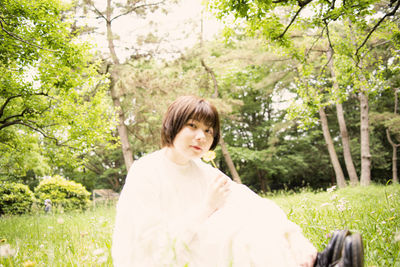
{"left": 204, "top": 174, "right": 231, "bottom": 216}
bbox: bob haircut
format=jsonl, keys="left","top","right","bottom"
{"left": 161, "top": 95, "right": 220, "bottom": 150}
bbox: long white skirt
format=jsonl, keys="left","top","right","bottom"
{"left": 191, "top": 183, "right": 316, "bottom": 267}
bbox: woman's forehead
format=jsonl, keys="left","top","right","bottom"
{"left": 188, "top": 118, "right": 213, "bottom": 125}
{"left": 188, "top": 115, "right": 215, "bottom": 127}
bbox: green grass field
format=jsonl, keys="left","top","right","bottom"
{"left": 1, "top": 184, "right": 399, "bottom": 266}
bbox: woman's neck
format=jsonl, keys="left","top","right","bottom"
{"left": 164, "top": 146, "right": 190, "bottom": 165}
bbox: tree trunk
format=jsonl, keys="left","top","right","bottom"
{"left": 319, "top": 107, "right": 347, "bottom": 188}
{"left": 327, "top": 47, "right": 359, "bottom": 185}
{"left": 109, "top": 69, "right": 134, "bottom": 171}
{"left": 201, "top": 59, "right": 242, "bottom": 183}
{"left": 386, "top": 88, "right": 399, "bottom": 184}
{"left": 359, "top": 90, "right": 371, "bottom": 186}
{"left": 257, "top": 170, "right": 268, "bottom": 192}
{"left": 106, "top": 0, "right": 134, "bottom": 172}
{"left": 386, "top": 129, "right": 399, "bottom": 183}
{"left": 220, "top": 137, "right": 242, "bottom": 184}
{"left": 336, "top": 103, "right": 359, "bottom": 185}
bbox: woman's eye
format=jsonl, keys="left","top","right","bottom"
{"left": 206, "top": 129, "right": 213, "bottom": 135}
{"left": 188, "top": 123, "right": 196, "bottom": 128}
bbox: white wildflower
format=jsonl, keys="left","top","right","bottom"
{"left": 337, "top": 204, "right": 346, "bottom": 212}
{"left": 327, "top": 185, "right": 337, "bottom": 193}
{"left": 330, "top": 194, "right": 338, "bottom": 200}
{"left": 395, "top": 232, "right": 400, "bottom": 242}
{"left": 57, "top": 218, "right": 64, "bottom": 224}
{"left": 0, "top": 244, "right": 16, "bottom": 257}
{"left": 97, "top": 255, "right": 108, "bottom": 264}
{"left": 320, "top": 202, "right": 330, "bottom": 208}
{"left": 93, "top": 248, "right": 106, "bottom": 256}
{"left": 339, "top": 198, "right": 349, "bottom": 205}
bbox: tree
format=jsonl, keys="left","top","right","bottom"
{"left": 201, "top": 59, "right": 242, "bottom": 183}
{"left": 327, "top": 46, "right": 359, "bottom": 185}
{"left": 0, "top": 0, "right": 115, "bottom": 178}
{"left": 385, "top": 88, "right": 400, "bottom": 183}
{"left": 209, "top": 0, "right": 400, "bottom": 186}
{"left": 77, "top": 0, "right": 177, "bottom": 172}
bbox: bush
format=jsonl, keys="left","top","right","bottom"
{"left": 35, "top": 175, "right": 91, "bottom": 212}
{"left": 0, "top": 182, "right": 36, "bottom": 215}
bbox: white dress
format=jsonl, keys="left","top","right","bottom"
{"left": 112, "top": 149, "right": 316, "bottom": 267}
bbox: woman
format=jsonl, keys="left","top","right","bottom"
{"left": 112, "top": 95, "right": 363, "bottom": 267}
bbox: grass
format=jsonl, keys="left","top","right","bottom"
{"left": 0, "top": 184, "right": 399, "bottom": 266}
{"left": 0, "top": 204, "right": 115, "bottom": 266}
{"left": 270, "top": 184, "right": 400, "bottom": 266}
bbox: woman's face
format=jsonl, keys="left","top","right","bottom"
{"left": 169, "top": 119, "right": 214, "bottom": 164}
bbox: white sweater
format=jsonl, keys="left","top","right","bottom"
{"left": 112, "top": 149, "right": 316, "bottom": 267}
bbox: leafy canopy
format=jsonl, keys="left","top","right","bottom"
{"left": 0, "top": 0, "right": 116, "bottom": 177}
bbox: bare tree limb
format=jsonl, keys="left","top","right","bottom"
{"left": 88, "top": 2, "right": 108, "bottom": 22}
{"left": 111, "top": 1, "right": 166, "bottom": 22}
{"left": 386, "top": 128, "right": 400, "bottom": 147}
{"left": 200, "top": 59, "right": 219, "bottom": 98}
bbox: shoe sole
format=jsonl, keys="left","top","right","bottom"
{"left": 332, "top": 230, "right": 351, "bottom": 262}
{"left": 349, "top": 233, "right": 364, "bottom": 267}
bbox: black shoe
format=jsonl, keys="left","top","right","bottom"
{"left": 333, "top": 233, "right": 364, "bottom": 267}
{"left": 314, "top": 230, "right": 350, "bottom": 267}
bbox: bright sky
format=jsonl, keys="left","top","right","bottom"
{"left": 80, "top": 0, "right": 222, "bottom": 61}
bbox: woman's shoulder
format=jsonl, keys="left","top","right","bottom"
{"left": 125, "top": 149, "right": 164, "bottom": 180}
{"left": 132, "top": 150, "right": 163, "bottom": 168}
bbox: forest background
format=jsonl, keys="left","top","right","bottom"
{"left": 1, "top": 0, "right": 400, "bottom": 195}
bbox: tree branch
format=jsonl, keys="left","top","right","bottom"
{"left": 0, "top": 111, "right": 27, "bottom": 124}
{"left": 0, "top": 16, "right": 58, "bottom": 52}
{"left": 111, "top": 1, "right": 166, "bottom": 22}
{"left": 89, "top": 2, "right": 108, "bottom": 22}
{"left": 277, "top": 5, "right": 306, "bottom": 39}
{"left": 201, "top": 59, "right": 219, "bottom": 98}
{"left": 0, "top": 92, "right": 50, "bottom": 120}
{"left": 303, "top": 25, "right": 326, "bottom": 62}
{"left": 355, "top": 0, "right": 400, "bottom": 60}
{"left": 0, "top": 95, "right": 21, "bottom": 119}
{"left": 386, "top": 128, "right": 400, "bottom": 147}
{"left": 317, "top": 20, "right": 334, "bottom": 76}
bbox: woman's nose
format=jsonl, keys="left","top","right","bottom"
{"left": 195, "top": 129, "right": 206, "bottom": 140}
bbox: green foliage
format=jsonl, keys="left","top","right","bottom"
{"left": 0, "top": 182, "right": 35, "bottom": 215}
{"left": 0, "top": 0, "right": 116, "bottom": 178}
{"left": 34, "top": 175, "right": 91, "bottom": 212}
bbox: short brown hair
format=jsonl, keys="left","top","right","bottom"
{"left": 161, "top": 95, "right": 220, "bottom": 150}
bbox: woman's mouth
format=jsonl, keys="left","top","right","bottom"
{"left": 191, "top": 145, "right": 202, "bottom": 151}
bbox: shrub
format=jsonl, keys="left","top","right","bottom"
{"left": 35, "top": 175, "right": 91, "bottom": 212}
{"left": 0, "top": 182, "right": 36, "bottom": 215}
